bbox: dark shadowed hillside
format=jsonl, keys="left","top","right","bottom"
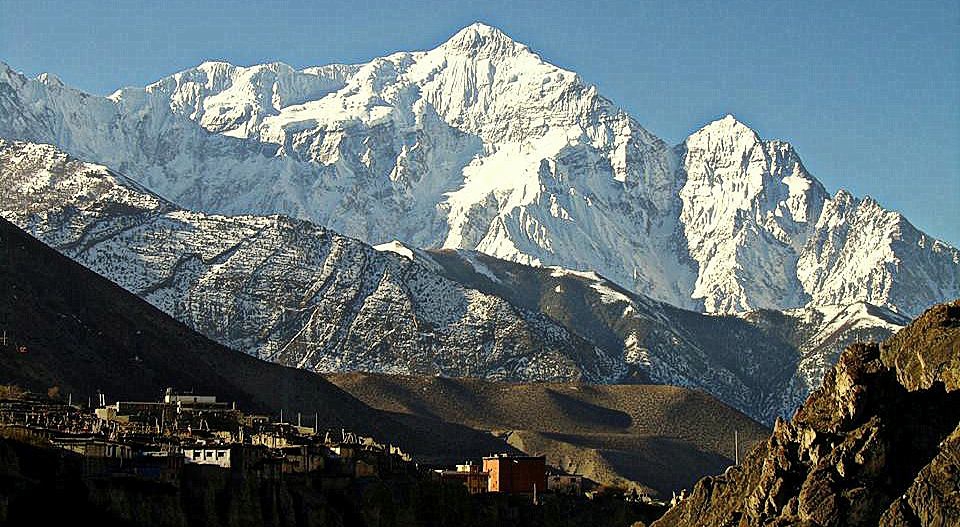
{"left": 0, "top": 217, "right": 511, "bottom": 462}
{"left": 652, "top": 301, "right": 960, "bottom": 526}
{"left": 328, "top": 373, "right": 769, "bottom": 497}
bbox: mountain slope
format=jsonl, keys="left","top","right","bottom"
{"left": 0, "top": 215, "right": 535, "bottom": 464}
{"left": 0, "top": 140, "right": 616, "bottom": 384}
{"left": 0, "top": 215, "right": 774, "bottom": 496}
{"left": 0, "top": 139, "right": 909, "bottom": 424}
{"left": 1, "top": 23, "right": 956, "bottom": 316}
{"left": 407, "top": 246, "right": 910, "bottom": 422}
{"left": 328, "top": 372, "right": 769, "bottom": 498}
{"left": 749, "top": 303, "right": 910, "bottom": 422}
{"left": 652, "top": 301, "right": 960, "bottom": 526}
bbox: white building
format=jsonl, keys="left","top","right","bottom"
{"left": 184, "top": 447, "right": 232, "bottom": 468}
{"left": 164, "top": 393, "right": 218, "bottom": 405}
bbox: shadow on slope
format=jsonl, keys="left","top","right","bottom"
{"left": 328, "top": 372, "right": 768, "bottom": 498}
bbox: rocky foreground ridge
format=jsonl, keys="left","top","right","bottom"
{"left": 652, "top": 300, "right": 960, "bottom": 526}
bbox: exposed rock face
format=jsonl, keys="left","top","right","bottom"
{"left": 652, "top": 301, "right": 960, "bottom": 527}
{"left": 880, "top": 302, "right": 960, "bottom": 392}
{"left": 879, "top": 423, "right": 960, "bottom": 527}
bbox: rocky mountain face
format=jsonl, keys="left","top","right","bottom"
{"left": 408, "top": 247, "right": 911, "bottom": 423}
{"left": 0, "top": 140, "right": 908, "bottom": 423}
{"left": 0, "top": 140, "right": 615, "bottom": 384}
{"left": 743, "top": 303, "right": 910, "bottom": 424}
{"left": 1, "top": 23, "right": 956, "bottom": 316}
{"left": 652, "top": 301, "right": 960, "bottom": 526}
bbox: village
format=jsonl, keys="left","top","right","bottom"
{"left": 0, "top": 386, "right": 586, "bottom": 499}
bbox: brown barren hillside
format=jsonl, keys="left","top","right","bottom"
{"left": 652, "top": 300, "right": 960, "bottom": 526}
{"left": 328, "top": 373, "right": 769, "bottom": 497}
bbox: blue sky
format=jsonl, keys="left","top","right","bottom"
{"left": 2, "top": 0, "right": 958, "bottom": 246}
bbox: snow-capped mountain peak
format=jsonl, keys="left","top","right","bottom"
{"left": 0, "top": 22, "right": 956, "bottom": 318}
{"left": 119, "top": 59, "right": 361, "bottom": 138}
{"left": 438, "top": 22, "right": 530, "bottom": 58}
{"left": 686, "top": 114, "right": 761, "bottom": 152}
{"left": 0, "top": 139, "right": 923, "bottom": 425}
{"left": 36, "top": 72, "right": 65, "bottom": 88}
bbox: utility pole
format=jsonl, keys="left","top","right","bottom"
{"left": 0, "top": 225, "right": 10, "bottom": 353}
{"left": 734, "top": 429, "right": 739, "bottom": 465}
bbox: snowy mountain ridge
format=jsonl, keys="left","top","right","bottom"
{"left": 0, "top": 22, "right": 957, "bottom": 316}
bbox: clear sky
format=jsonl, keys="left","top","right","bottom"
{"left": 2, "top": 0, "right": 958, "bottom": 246}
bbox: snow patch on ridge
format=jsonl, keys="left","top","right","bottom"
{"left": 374, "top": 240, "right": 414, "bottom": 260}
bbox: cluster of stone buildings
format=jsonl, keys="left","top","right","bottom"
{"left": 0, "top": 389, "right": 413, "bottom": 485}
{"left": 1, "top": 388, "right": 586, "bottom": 499}
{"left": 434, "top": 454, "right": 583, "bottom": 497}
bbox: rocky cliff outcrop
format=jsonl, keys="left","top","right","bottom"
{"left": 652, "top": 301, "right": 960, "bottom": 526}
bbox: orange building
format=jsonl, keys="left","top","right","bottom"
{"left": 482, "top": 454, "right": 546, "bottom": 494}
